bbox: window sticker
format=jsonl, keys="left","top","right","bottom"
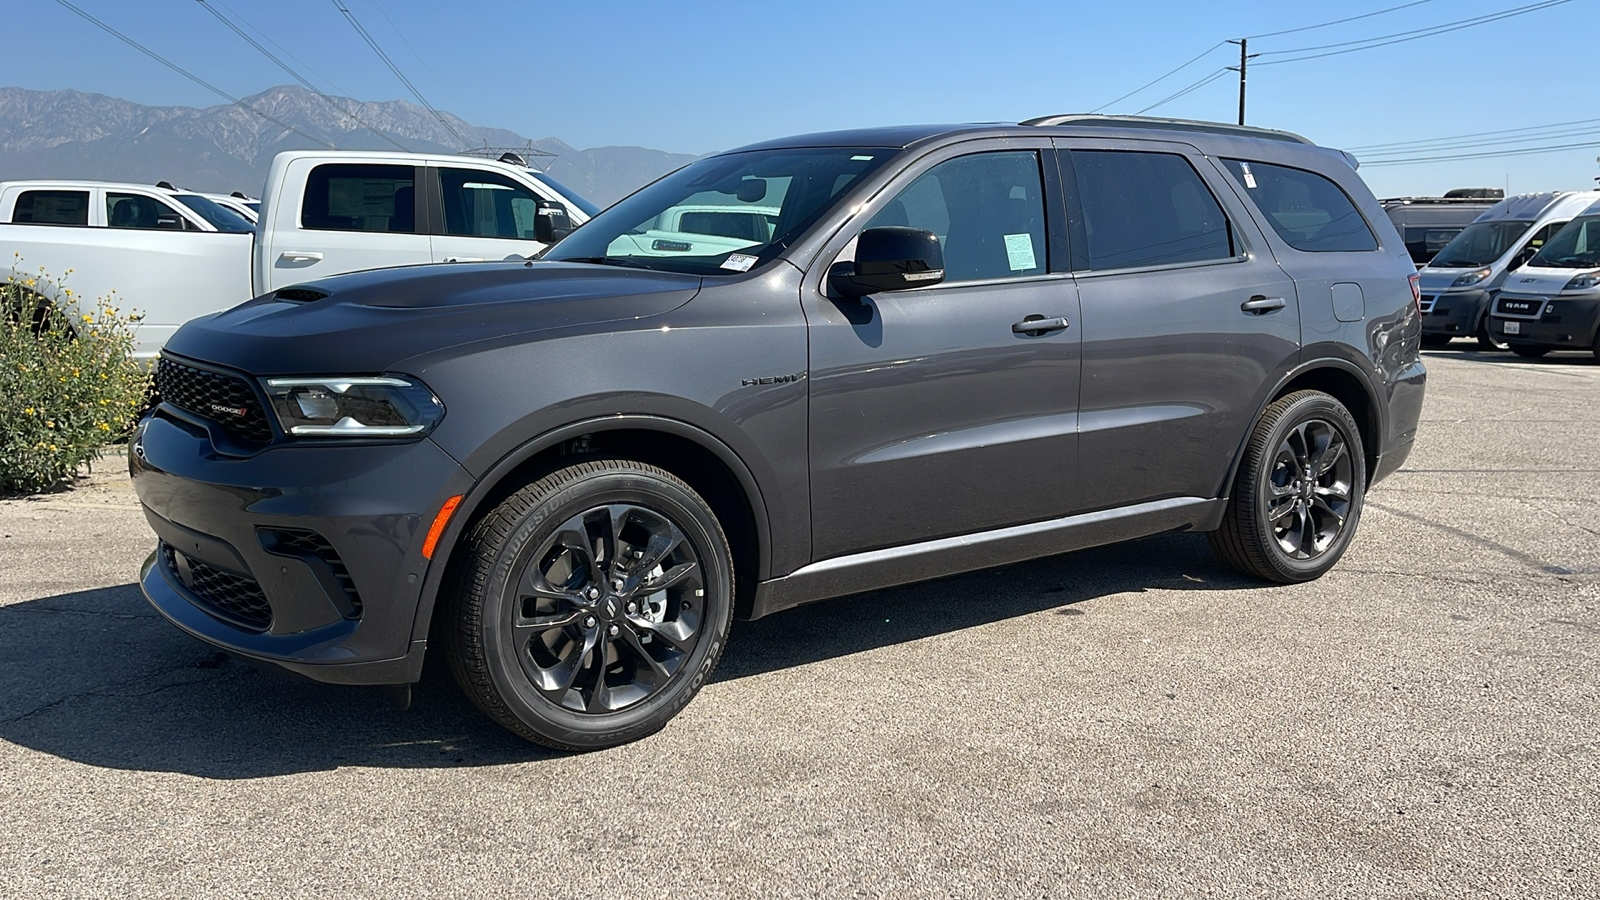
{"left": 720, "top": 253, "right": 758, "bottom": 272}
{"left": 1003, "top": 233, "right": 1037, "bottom": 271}
{"left": 1239, "top": 162, "right": 1258, "bottom": 189}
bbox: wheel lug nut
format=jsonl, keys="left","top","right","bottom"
{"left": 608, "top": 624, "right": 619, "bottom": 637}
{"left": 612, "top": 577, "right": 625, "bottom": 592}
{"left": 583, "top": 616, "right": 596, "bottom": 628}
{"left": 585, "top": 586, "right": 599, "bottom": 600}
{"left": 626, "top": 602, "right": 637, "bottom": 614}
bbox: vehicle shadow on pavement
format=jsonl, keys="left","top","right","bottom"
{"left": 0, "top": 534, "right": 1248, "bottom": 777}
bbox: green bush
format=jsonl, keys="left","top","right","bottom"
{"left": 1, "top": 262, "right": 151, "bottom": 494}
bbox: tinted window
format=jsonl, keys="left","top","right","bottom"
{"left": 1530, "top": 215, "right": 1600, "bottom": 268}
{"left": 439, "top": 168, "right": 545, "bottom": 239}
{"left": 13, "top": 190, "right": 89, "bottom": 226}
{"left": 107, "top": 193, "right": 188, "bottom": 230}
{"left": 865, "top": 151, "right": 1046, "bottom": 283}
{"left": 527, "top": 171, "right": 600, "bottom": 217}
{"left": 301, "top": 164, "right": 415, "bottom": 233}
{"left": 172, "top": 194, "right": 254, "bottom": 233}
{"left": 1223, "top": 159, "right": 1378, "bottom": 252}
{"left": 1430, "top": 221, "right": 1532, "bottom": 268}
{"left": 1069, "top": 151, "right": 1233, "bottom": 270}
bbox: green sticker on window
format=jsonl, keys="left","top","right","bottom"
{"left": 1004, "top": 233, "right": 1037, "bottom": 271}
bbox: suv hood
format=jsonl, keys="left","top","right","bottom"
{"left": 161, "top": 261, "right": 702, "bottom": 375}
{"left": 1500, "top": 265, "right": 1598, "bottom": 294}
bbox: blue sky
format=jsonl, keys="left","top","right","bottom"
{"left": 9, "top": 0, "right": 1599, "bottom": 197}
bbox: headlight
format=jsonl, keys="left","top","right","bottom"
{"left": 262, "top": 375, "right": 444, "bottom": 438}
{"left": 1561, "top": 273, "right": 1600, "bottom": 292}
{"left": 1451, "top": 267, "right": 1492, "bottom": 288}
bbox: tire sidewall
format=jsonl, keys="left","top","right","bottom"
{"left": 478, "top": 467, "right": 732, "bottom": 749}
{"left": 1249, "top": 394, "right": 1367, "bottom": 581}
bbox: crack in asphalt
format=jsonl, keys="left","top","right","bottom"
{"left": 0, "top": 605, "right": 159, "bottom": 620}
{"left": 1364, "top": 500, "right": 1581, "bottom": 579}
{"left": 0, "top": 663, "right": 243, "bottom": 727}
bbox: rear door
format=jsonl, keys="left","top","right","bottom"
{"left": 263, "top": 160, "right": 429, "bottom": 292}
{"left": 1056, "top": 139, "right": 1299, "bottom": 513}
{"left": 804, "top": 141, "right": 1083, "bottom": 559}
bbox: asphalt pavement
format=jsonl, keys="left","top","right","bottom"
{"left": 1, "top": 348, "right": 1596, "bottom": 899}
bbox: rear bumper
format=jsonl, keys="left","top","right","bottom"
{"left": 1420, "top": 288, "right": 1490, "bottom": 338}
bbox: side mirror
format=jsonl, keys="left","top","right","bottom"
{"left": 830, "top": 226, "right": 945, "bottom": 298}
{"left": 1510, "top": 246, "right": 1538, "bottom": 270}
{"left": 533, "top": 200, "right": 573, "bottom": 243}
{"left": 156, "top": 213, "right": 186, "bottom": 230}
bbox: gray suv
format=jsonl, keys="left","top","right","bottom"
{"left": 131, "top": 115, "right": 1427, "bottom": 749}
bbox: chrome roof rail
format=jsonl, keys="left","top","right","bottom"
{"left": 1021, "top": 114, "right": 1313, "bottom": 145}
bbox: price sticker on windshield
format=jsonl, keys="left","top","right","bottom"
{"left": 721, "top": 253, "right": 758, "bottom": 272}
{"left": 1239, "top": 162, "right": 1258, "bottom": 189}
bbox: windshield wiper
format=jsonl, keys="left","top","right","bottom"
{"left": 556, "top": 256, "right": 656, "bottom": 270}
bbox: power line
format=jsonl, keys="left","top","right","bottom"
{"left": 1091, "top": 41, "right": 1226, "bottom": 113}
{"left": 1348, "top": 117, "right": 1600, "bottom": 152}
{"left": 1360, "top": 140, "right": 1600, "bottom": 166}
{"left": 1256, "top": 0, "right": 1577, "bottom": 65}
{"left": 1244, "top": 0, "right": 1442, "bottom": 39}
{"left": 49, "top": 0, "right": 332, "bottom": 148}
{"left": 195, "top": 0, "right": 413, "bottom": 152}
{"left": 211, "top": 0, "right": 355, "bottom": 98}
{"left": 330, "top": 0, "right": 471, "bottom": 149}
{"left": 1135, "top": 67, "right": 1232, "bottom": 115}
{"left": 1359, "top": 125, "right": 1600, "bottom": 158}
{"left": 369, "top": 0, "right": 465, "bottom": 111}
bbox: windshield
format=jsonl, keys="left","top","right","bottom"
{"left": 1430, "top": 220, "right": 1533, "bottom": 268}
{"left": 543, "top": 147, "right": 895, "bottom": 275}
{"left": 528, "top": 172, "right": 601, "bottom": 218}
{"left": 173, "top": 194, "right": 255, "bottom": 233}
{"left": 1529, "top": 215, "right": 1600, "bottom": 269}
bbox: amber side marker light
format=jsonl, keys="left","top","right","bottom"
{"left": 423, "top": 495, "right": 464, "bottom": 559}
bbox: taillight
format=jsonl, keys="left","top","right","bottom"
{"left": 1409, "top": 273, "right": 1422, "bottom": 312}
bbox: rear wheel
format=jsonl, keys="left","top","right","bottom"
{"left": 442, "top": 459, "right": 733, "bottom": 750}
{"left": 1511, "top": 345, "right": 1551, "bottom": 359}
{"left": 1209, "top": 391, "right": 1366, "bottom": 583}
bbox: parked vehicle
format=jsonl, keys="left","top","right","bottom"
{"left": 1487, "top": 197, "right": 1600, "bottom": 358}
{"left": 1418, "top": 191, "right": 1600, "bottom": 350}
{"left": 130, "top": 115, "right": 1426, "bottom": 750}
{"left": 199, "top": 191, "right": 261, "bottom": 222}
{"left": 0, "top": 151, "right": 596, "bottom": 360}
{"left": 1382, "top": 188, "right": 1504, "bottom": 267}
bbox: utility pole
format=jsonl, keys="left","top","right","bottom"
{"left": 1225, "top": 38, "right": 1260, "bottom": 126}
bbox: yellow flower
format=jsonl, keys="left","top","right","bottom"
{"left": 23, "top": 407, "right": 34, "bottom": 415}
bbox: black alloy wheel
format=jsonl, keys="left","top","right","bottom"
{"left": 1209, "top": 390, "right": 1366, "bottom": 583}
{"left": 443, "top": 459, "right": 733, "bottom": 750}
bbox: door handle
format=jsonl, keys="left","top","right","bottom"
{"left": 1241, "top": 295, "right": 1287, "bottom": 314}
{"left": 1012, "top": 315, "right": 1071, "bottom": 335}
{"left": 278, "top": 251, "right": 323, "bottom": 263}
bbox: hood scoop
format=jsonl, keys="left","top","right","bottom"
{"left": 274, "top": 287, "right": 331, "bottom": 303}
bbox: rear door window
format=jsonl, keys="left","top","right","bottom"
{"left": 1222, "top": 159, "right": 1378, "bottom": 252}
{"left": 13, "top": 190, "right": 89, "bottom": 226}
{"left": 1066, "top": 150, "right": 1234, "bottom": 270}
{"left": 301, "top": 164, "right": 417, "bottom": 233}
{"left": 107, "top": 192, "right": 189, "bottom": 230}
{"left": 437, "top": 167, "right": 547, "bottom": 239}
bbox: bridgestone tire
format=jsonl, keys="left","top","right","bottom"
{"left": 1208, "top": 391, "right": 1366, "bottom": 584}
{"left": 441, "top": 459, "right": 733, "bottom": 750}
{"left": 1511, "top": 345, "right": 1551, "bottom": 359}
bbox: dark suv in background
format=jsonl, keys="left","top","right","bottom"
{"left": 131, "top": 114, "right": 1426, "bottom": 749}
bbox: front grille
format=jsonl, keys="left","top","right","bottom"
{"left": 156, "top": 357, "right": 273, "bottom": 443}
{"left": 1494, "top": 296, "right": 1546, "bottom": 319}
{"left": 262, "top": 528, "right": 363, "bottom": 618}
{"left": 164, "top": 544, "right": 272, "bottom": 630}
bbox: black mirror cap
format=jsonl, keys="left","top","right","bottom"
{"left": 534, "top": 200, "right": 573, "bottom": 243}
{"left": 834, "top": 226, "right": 946, "bottom": 297}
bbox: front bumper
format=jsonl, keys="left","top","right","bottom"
{"left": 1420, "top": 288, "right": 1490, "bottom": 338}
{"left": 131, "top": 409, "right": 474, "bottom": 685}
{"left": 1487, "top": 293, "right": 1600, "bottom": 349}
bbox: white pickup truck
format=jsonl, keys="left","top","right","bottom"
{"left": 0, "top": 150, "right": 598, "bottom": 360}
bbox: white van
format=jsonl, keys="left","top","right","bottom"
{"left": 1487, "top": 197, "right": 1600, "bottom": 358}
{"left": 1417, "top": 190, "right": 1600, "bottom": 350}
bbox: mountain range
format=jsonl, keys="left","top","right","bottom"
{"left": 0, "top": 85, "right": 699, "bottom": 206}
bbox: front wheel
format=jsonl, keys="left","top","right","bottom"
{"left": 1209, "top": 391, "right": 1366, "bottom": 583}
{"left": 442, "top": 459, "right": 733, "bottom": 750}
{"left": 1476, "top": 315, "right": 1508, "bottom": 351}
{"left": 1511, "top": 345, "right": 1551, "bottom": 359}
{"left": 1421, "top": 335, "right": 1452, "bottom": 350}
